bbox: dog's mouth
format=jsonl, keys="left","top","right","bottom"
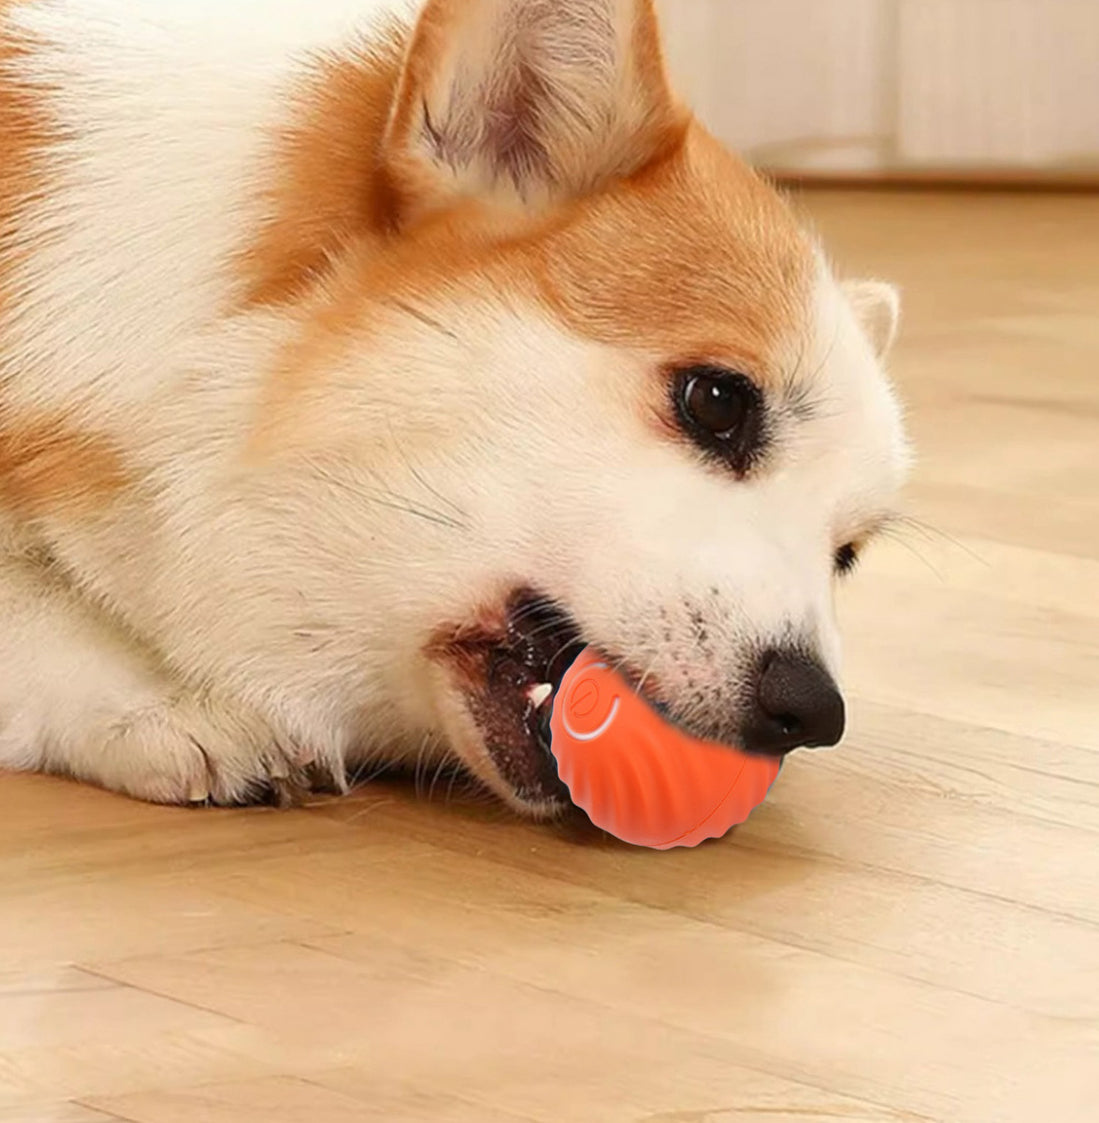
{"left": 431, "top": 589, "right": 589, "bottom": 811}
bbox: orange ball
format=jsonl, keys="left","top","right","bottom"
{"left": 549, "top": 648, "right": 780, "bottom": 850}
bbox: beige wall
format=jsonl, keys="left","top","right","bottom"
{"left": 657, "top": 0, "right": 1099, "bottom": 175}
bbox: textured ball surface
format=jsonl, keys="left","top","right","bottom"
{"left": 550, "top": 648, "right": 781, "bottom": 850}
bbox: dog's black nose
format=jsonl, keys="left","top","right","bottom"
{"left": 741, "top": 650, "right": 845, "bottom": 756}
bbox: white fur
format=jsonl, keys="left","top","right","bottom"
{"left": 3, "top": 0, "right": 413, "bottom": 414}
{"left": 0, "top": 0, "right": 909, "bottom": 812}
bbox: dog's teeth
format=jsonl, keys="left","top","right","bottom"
{"left": 528, "top": 683, "right": 554, "bottom": 709}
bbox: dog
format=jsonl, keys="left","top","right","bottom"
{"left": 0, "top": 0, "right": 909, "bottom": 819}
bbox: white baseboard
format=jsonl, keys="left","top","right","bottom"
{"left": 656, "top": 0, "right": 1099, "bottom": 174}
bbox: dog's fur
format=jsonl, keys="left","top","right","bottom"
{"left": 0, "top": 0, "right": 909, "bottom": 815}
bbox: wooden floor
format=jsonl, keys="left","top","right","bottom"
{"left": 3, "top": 191, "right": 1098, "bottom": 1123}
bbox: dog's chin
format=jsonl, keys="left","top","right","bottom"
{"left": 427, "top": 590, "right": 589, "bottom": 818}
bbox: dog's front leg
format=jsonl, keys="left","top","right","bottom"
{"left": 0, "top": 549, "right": 315, "bottom": 806}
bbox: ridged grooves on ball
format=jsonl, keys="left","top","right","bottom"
{"left": 550, "top": 649, "right": 781, "bottom": 850}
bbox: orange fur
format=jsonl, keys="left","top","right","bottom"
{"left": 539, "top": 125, "right": 813, "bottom": 374}
{"left": 238, "top": 20, "right": 410, "bottom": 309}
{"left": 0, "top": 419, "right": 130, "bottom": 517}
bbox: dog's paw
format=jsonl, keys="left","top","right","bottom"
{"left": 92, "top": 693, "right": 317, "bottom": 808}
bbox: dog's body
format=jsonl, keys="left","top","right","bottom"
{"left": 0, "top": 0, "right": 909, "bottom": 815}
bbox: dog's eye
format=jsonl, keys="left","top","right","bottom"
{"left": 679, "top": 368, "right": 755, "bottom": 435}
{"left": 673, "top": 366, "right": 765, "bottom": 473}
{"left": 834, "top": 543, "right": 860, "bottom": 576}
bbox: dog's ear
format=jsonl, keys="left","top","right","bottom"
{"left": 384, "top": 0, "right": 684, "bottom": 220}
{"left": 844, "top": 280, "right": 901, "bottom": 360}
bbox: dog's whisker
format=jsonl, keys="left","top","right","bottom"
{"left": 444, "top": 765, "right": 472, "bottom": 806}
{"left": 378, "top": 480, "right": 462, "bottom": 514}
{"left": 388, "top": 297, "right": 460, "bottom": 341}
{"left": 426, "top": 754, "right": 457, "bottom": 804}
{"left": 376, "top": 500, "right": 462, "bottom": 531}
{"left": 302, "top": 456, "right": 466, "bottom": 533}
{"left": 797, "top": 311, "right": 843, "bottom": 391}
{"left": 412, "top": 733, "right": 435, "bottom": 800}
{"left": 506, "top": 598, "right": 571, "bottom": 627}
{"left": 407, "top": 464, "right": 470, "bottom": 525}
{"left": 345, "top": 756, "right": 397, "bottom": 793}
{"left": 546, "top": 636, "right": 586, "bottom": 676}
{"left": 787, "top": 326, "right": 811, "bottom": 387}
{"left": 877, "top": 524, "right": 948, "bottom": 580}
{"left": 635, "top": 653, "right": 660, "bottom": 698}
{"left": 384, "top": 416, "right": 471, "bottom": 526}
{"left": 890, "top": 514, "right": 990, "bottom": 567}
{"left": 514, "top": 618, "right": 580, "bottom": 644}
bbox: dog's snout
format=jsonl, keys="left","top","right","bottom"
{"left": 742, "top": 649, "right": 845, "bottom": 756}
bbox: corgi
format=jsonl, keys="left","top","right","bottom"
{"left": 0, "top": 0, "right": 909, "bottom": 819}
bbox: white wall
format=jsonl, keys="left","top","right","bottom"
{"left": 657, "top": 0, "right": 1099, "bottom": 174}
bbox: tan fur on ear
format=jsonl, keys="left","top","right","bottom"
{"left": 384, "top": 0, "right": 686, "bottom": 221}
{"left": 844, "top": 279, "right": 901, "bottom": 359}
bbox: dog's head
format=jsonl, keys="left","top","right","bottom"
{"left": 250, "top": 0, "right": 910, "bottom": 815}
